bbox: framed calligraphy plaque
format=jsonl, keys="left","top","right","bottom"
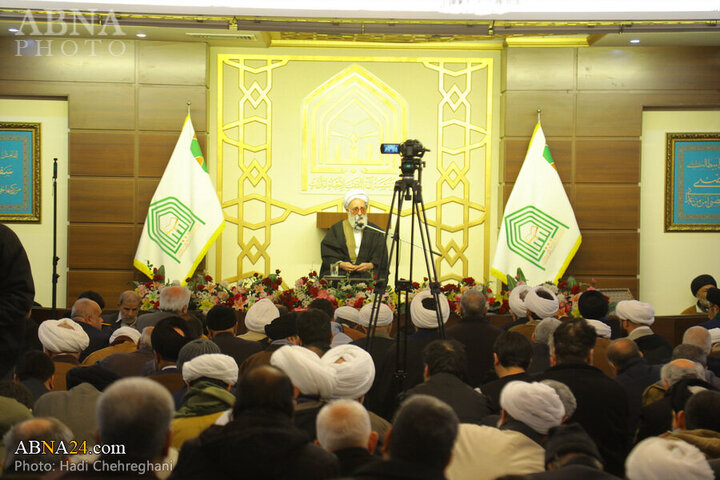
{"left": 0, "top": 123, "right": 40, "bottom": 222}
{"left": 665, "top": 133, "right": 720, "bottom": 232}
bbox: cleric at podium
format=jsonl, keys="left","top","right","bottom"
{"left": 320, "top": 189, "right": 387, "bottom": 279}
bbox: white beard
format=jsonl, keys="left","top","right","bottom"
{"left": 348, "top": 212, "right": 367, "bottom": 230}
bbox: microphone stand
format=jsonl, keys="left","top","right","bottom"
{"left": 358, "top": 221, "right": 442, "bottom": 257}
{"left": 51, "top": 157, "right": 60, "bottom": 316}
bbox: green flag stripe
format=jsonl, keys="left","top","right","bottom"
{"left": 542, "top": 145, "right": 554, "bottom": 166}
{"left": 190, "top": 137, "right": 208, "bottom": 172}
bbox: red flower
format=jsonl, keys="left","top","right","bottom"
{"left": 353, "top": 298, "right": 365, "bottom": 308}
{"left": 412, "top": 282, "right": 420, "bottom": 289}
{"left": 262, "top": 277, "right": 272, "bottom": 286}
{"left": 153, "top": 274, "right": 163, "bottom": 281}
{"left": 204, "top": 275, "right": 213, "bottom": 282}
{"left": 487, "top": 296, "right": 495, "bottom": 304}
{"left": 309, "top": 287, "right": 319, "bottom": 297}
{"left": 319, "top": 279, "right": 328, "bottom": 286}
{"left": 571, "top": 285, "right": 581, "bottom": 294}
{"left": 462, "top": 277, "right": 475, "bottom": 285}
{"left": 558, "top": 281, "right": 568, "bottom": 290}
{"left": 197, "top": 285, "right": 205, "bottom": 291}
{"left": 276, "top": 269, "right": 281, "bottom": 274}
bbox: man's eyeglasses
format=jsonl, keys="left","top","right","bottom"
{"left": 349, "top": 206, "right": 367, "bottom": 215}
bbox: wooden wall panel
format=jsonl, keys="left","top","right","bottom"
{"left": 137, "top": 178, "right": 161, "bottom": 223}
{"left": 578, "top": 47, "right": 720, "bottom": 91}
{"left": 502, "top": 183, "right": 573, "bottom": 209}
{"left": 69, "top": 132, "right": 135, "bottom": 176}
{"left": 138, "top": 85, "right": 207, "bottom": 131}
{"left": 503, "top": 138, "right": 572, "bottom": 182}
{"left": 505, "top": 48, "right": 575, "bottom": 91}
{"left": 574, "top": 184, "right": 640, "bottom": 230}
{"left": 138, "top": 132, "right": 208, "bottom": 177}
{"left": 570, "top": 232, "right": 639, "bottom": 276}
{"left": 68, "top": 178, "right": 135, "bottom": 223}
{"left": 503, "top": 91, "right": 575, "bottom": 137}
{"left": 572, "top": 276, "right": 639, "bottom": 299}
{"left": 575, "top": 140, "right": 641, "bottom": 183}
{"left": 138, "top": 42, "right": 207, "bottom": 85}
{"left": 0, "top": 39, "right": 135, "bottom": 83}
{"left": 68, "top": 225, "right": 137, "bottom": 269}
{"left": 67, "top": 270, "right": 136, "bottom": 307}
{"left": 68, "top": 84, "right": 136, "bottom": 130}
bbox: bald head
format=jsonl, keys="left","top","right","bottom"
{"left": 159, "top": 286, "right": 190, "bottom": 313}
{"left": 3, "top": 418, "right": 73, "bottom": 470}
{"left": 661, "top": 358, "right": 705, "bottom": 388}
{"left": 71, "top": 297, "right": 102, "bottom": 329}
{"left": 607, "top": 338, "right": 641, "bottom": 370}
{"left": 683, "top": 326, "right": 712, "bottom": 354}
{"left": 316, "top": 399, "right": 372, "bottom": 452}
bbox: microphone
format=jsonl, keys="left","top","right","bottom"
{"left": 354, "top": 216, "right": 365, "bottom": 229}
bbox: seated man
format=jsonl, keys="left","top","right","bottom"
{"left": 616, "top": 300, "right": 672, "bottom": 365}
{"left": 682, "top": 274, "right": 716, "bottom": 315}
{"left": 2, "top": 418, "right": 73, "bottom": 475}
{"left": 320, "top": 189, "right": 386, "bottom": 278}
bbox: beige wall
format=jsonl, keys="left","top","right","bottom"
{"left": 1, "top": 98, "right": 69, "bottom": 307}
{"left": 640, "top": 110, "right": 720, "bottom": 314}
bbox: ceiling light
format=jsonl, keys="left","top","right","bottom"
{"left": 136, "top": 33, "right": 147, "bottom": 38}
{"left": 8, "top": 28, "right": 18, "bottom": 33}
{"left": 630, "top": 38, "right": 640, "bottom": 44}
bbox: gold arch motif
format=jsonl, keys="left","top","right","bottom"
{"left": 217, "top": 54, "right": 492, "bottom": 283}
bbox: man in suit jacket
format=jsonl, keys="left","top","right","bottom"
{"left": 136, "top": 286, "right": 191, "bottom": 332}
{"left": 445, "top": 287, "right": 501, "bottom": 387}
{"left": 101, "top": 290, "right": 141, "bottom": 332}
{"left": 206, "top": 305, "right": 263, "bottom": 367}
{"left": 145, "top": 316, "right": 191, "bottom": 395}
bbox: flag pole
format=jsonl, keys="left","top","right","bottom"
{"left": 187, "top": 100, "right": 191, "bottom": 116}
{"left": 537, "top": 108, "right": 542, "bottom": 123}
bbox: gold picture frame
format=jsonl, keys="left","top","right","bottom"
{"left": 0, "top": 122, "right": 41, "bottom": 222}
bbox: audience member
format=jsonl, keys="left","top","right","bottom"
{"left": 578, "top": 289, "right": 622, "bottom": 339}
{"left": 70, "top": 297, "right": 111, "bottom": 361}
{"left": 240, "top": 297, "right": 279, "bottom": 342}
{"left": 682, "top": 274, "right": 716, "bottom": 315}
{"left": 502, "top": 284, "right": 531, "bottom": 331}
{"left": 297, "top": 308, "right": 334, "bottom": 355}
{"left": 625, "top": 437, "right": 712, "bottom": 480}
{"left": 664, "top": 387, "right": 720, "bottom": 458}
{"left": 510, "top": 286, "right": 559, "bottom": 340}
{"left": 102, "top": 290, "right": 142, "bottom": 331}
{"left": 38, "top": 318, "right": 90, "bottom": 390}
{"left": 2, "top": 418, "right": 73, "bottom": 475}
{"left": 239, "top": 311, "right": 299, "bottom": 374}
{"left": 672, "top": 343, "right": 720, "bottom": 388}
{"left": 0, "top": 379, "right": 33, "bottom": 410}
{"left": 136, "top": 286, "right": 192, "bottom": 332}
{"left": 170, "top": 365, "right": 339, "bottom": 480}
{"left": 540, "top": 318, "right": 629, "bottom": 477}
{"left": 206, "top": 305, "right": 262, "bottom": 367}
{"left": 172, "top": 353, "right": 238, "bottom": 449}
{"left": 351, "top": 395, "right": 458, "bottom": 480}
{"left": 606, "top": 338, "right": 660, "bottom": 439}
{"left": 99, "top": 326, "right": 154, "bottom": 378}
{"left": 585, "top": 319, "right": 615, "bottom": 377}
{"left": 683, "top": 326, "right": 720, "bottom": 377}
{"left": 482, "top": 331, "right": 532, "bottom": 414}
{"left": 334, "top": 305, "right": 365, "bottom": 341}
{"left": 310, "top": 298, "right": 353, "bottom": 346}
{"left": 351, "top": 303, "right": 394, "bottom": 374}
{"left": 146, "top": 316, "right": 191, "bottom": 394}
{"left": 445, "top": 288, "right": 501, "bottom": 387}
{"left": 529, "top": 317, "right": 560, "bottom": 374}
{"left": 316, "top": 399, "right": 379, "bottom": 476}
{"left": 14, "top": 349, "right": 54, "bottom": 401}
{"left": 403, "top": 339, "right": 490, "bottom": 423}
{"left": 616, "top": 300, "right": 672, "bottom": 365}
{"left": 82, "top": 326, "right": 140, "bottom": 366}
{"left": 34, "top": 364, "right": 119, "bottom": 446}
{"left": 700, "top": 287, "right": 720, "bottom": 329}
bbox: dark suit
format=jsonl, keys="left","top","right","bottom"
{"left": 211, "top": 332, "right": 263, "bottom": 368}
{"left": 540, "top": 362, "right": 629, "bottom": 477}
{"left": 445, "top": 314, "right": 502, "bottom": 387}
{"left": 99, "top": 347, "right": 154, "bottom": 378}
{"left": 481, "top": 371, "right": 530, "bottom": 414}
{"left": 403, "top": 372, "right": 491, "bottom": 424}
{"left": 612, "top": 358, "right": 661, "bottom": 439}
{"left": 77, "top": 321, "right": 110, "bottom": 362}
{"left": 135, "top": 310, "right": 175, "bottom": 332}
{"left": 528, "top": 463, "right": 621, "bottom": 480}
{"left": 147, "top": 366, "right": 184, "bottom": 395}
{"left": 634, "top": 334, "right": 672, "bottom": 365}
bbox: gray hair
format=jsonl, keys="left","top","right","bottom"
{"left": 3, "top": 418, "right": 73, "bottom": 471}
{"left": 534, "top": 317, "right": 561, "bottom": 346}
{"left": 139, "top": 327, "right": 153, "bottom": 350}
{"left": 97, "top": 377, "right": 174, "bottom": 461}
{"left": 316, "top": 399, "right": 371, "bottom": 452}
{"left": 70, "top": 297, "right": 100, "bottom": 320}
{"left": 660, "top": 360, "right": 705, "bottom": 388}
{"left": 683, "top": 326, "right": 712, "bottom": 355}
{"left": 673, "top": 344, "right": 708, "bottom": 367}
{"left": 460, "top": 288, "right": 486, "bottom": 317}
{"left": 158, "top": 286, "right": 191, "bottom": 313}
{"left": 540, "top": 379, "right": 577, "bottom": 419}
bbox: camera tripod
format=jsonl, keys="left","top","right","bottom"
{"left": 365, "top": 140, "right": 446, "bottom": 394}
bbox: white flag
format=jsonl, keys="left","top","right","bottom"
{"left": 134, "top": 115, "right": 225, "bottom": 284}
{"left": 491, "top": 123, "right": 581, "bottom": 285}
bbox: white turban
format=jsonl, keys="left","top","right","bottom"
{"left": 509, "top": 284, "right": 531, "bottom": 317}
{"left": 343, "top": 189, "right": 369, "bottom": 210}
{"left": 524, "top": 286, "right": 559, "bottom": 319}
{"left": 182, "top": 353, "right": 239, "bottom": 386}
{"left": 626, "top": 437, "right": 713, "bottom": 480}
{"left": 322, "top": 345, "right": 375, "bottom": 399}
{"left": 245, "top": 298, "right": 279, "bottom": 333}
{"left": 708, "top": 328, "right": 720, "bottom": 346}
{"left": 38, "top": 318, "right": 90, "bottom": 354}
{"left": 616, "top": 300, "right": 655, "bottom": 326}
{"left": 271, "top": 345, "right": 337, "bottom": 398}
{"left": 500, "top": 381, "right": 565, "bottom": 434}
{"left": 410, "top": 290, "right": 450, "bottom": 329}
{"left": 586, "top": 319, "right": 611, "bottom": 339}
{"left": 335, "top": 306, "right": 360, "bottom": 325}
{"left": 110, "top": 326, "right": 141, "bottom": 345}
{"left": 358, "top": 303, "right": 393, "bottom": 327}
